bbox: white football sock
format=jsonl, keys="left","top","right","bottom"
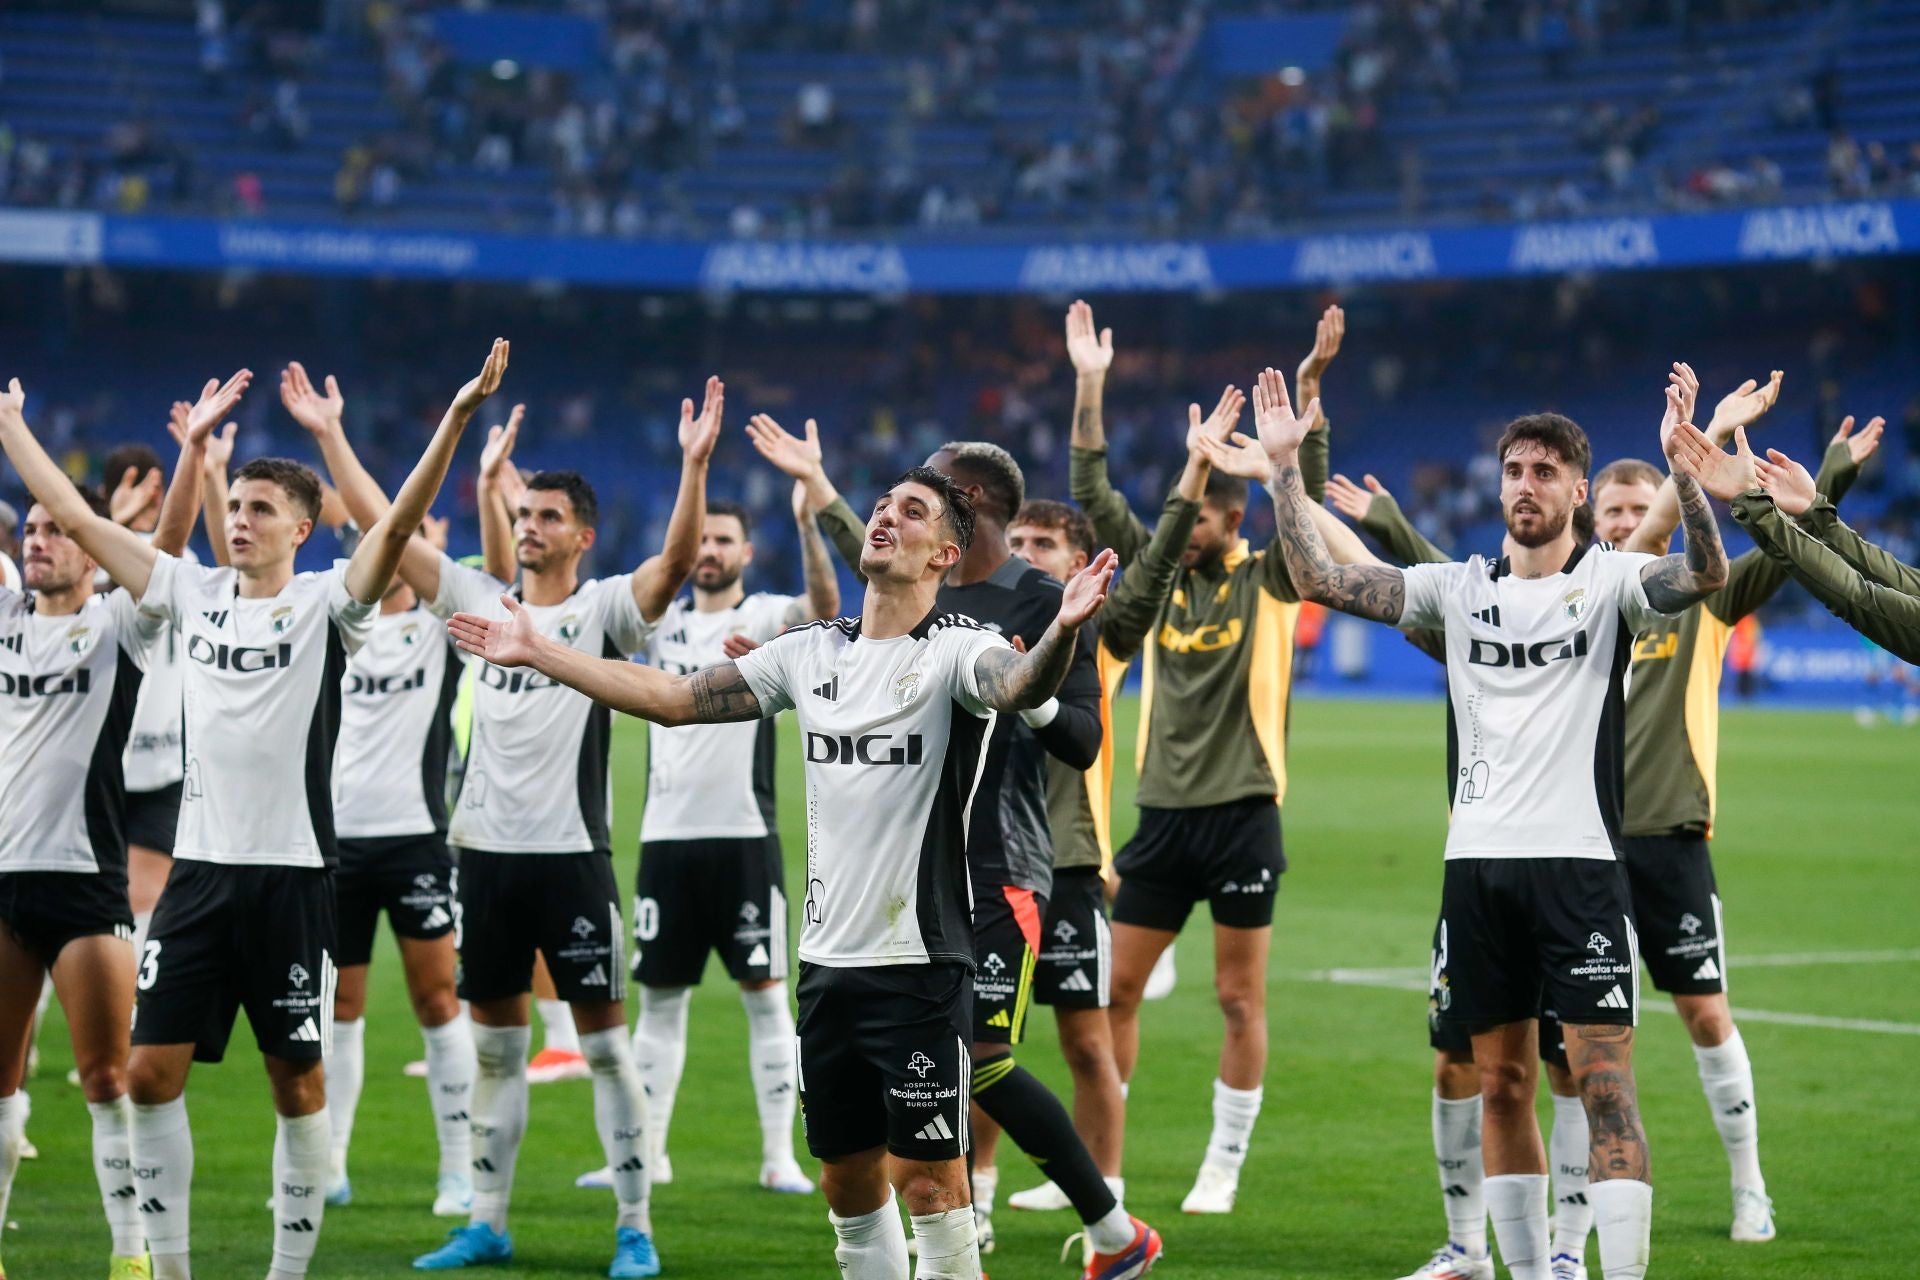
{"left": 423, "top": 1015, "right": 477, "bottom": 1179}
{"left": 1433, "top": 1092, "right": 1488, "bottom": 1256}
{"left": 1204, "top": 1078, "right": 1261, "bottom": 1172}
{"left": 1550, "top": 1092, "right": 1593, "bottom": 1258}
{"left": 325, "top": 1017, "right": 364, "bottom": 1174}
{"left": 970, "top": 1164, "right": 997, "bottom": 1216}
{"left": 269, "top": 1111, "right": 330, "bottom": 1278}
{"left": 829, "top": 1192, "right": 910, "bottom": 1280}
{"left": 1693, "top": 1027, "right": 1764, "bottom": 1192}
{"left": 89, "top": 1096, "right": 145, "bottom": 1256}
{"left": 581, "top": 1026, "right": 652, "bottom": 1234}
{"left": 1486, "top": 1172, "right": 1550, "bottom": 1280}
{"left": 468, "top": 1023, "right": 530, "bottom": 1232}
{"left": 0, "top": 1092, "right": 23, "bottom": 1241}
{"left": 536, "top": 998, "right": 580, "bottom": 1056}
{"left": 910, "top": 1207, "right": 981, "bottom": 1279}
{"left": 1590, "top": 1178, "right": 1652, "bottom": 1280}
{"left": 131, "top": 1097, "right": 194, "bottom": 1265}
{"left": 153, "top": 1255, "right": 192, "bottom": 1280}
{"left": 1086, "top": 1202, "right": 1137, "bottom": 1253}
{"left": 740, "top": 985, "right": 799, "bottom": 1165}
{"left": 632, "top": 987, "right": 690, "bottom": 1166}
{"left": 132, "top": 911, "right": 154, "bottom": 963}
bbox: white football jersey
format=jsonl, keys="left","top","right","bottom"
{"left": 0, "top": 552, "right": 19, "bottom": 592}
{"left": 139, "top": 553, "right": 375, "bottom": 868}
{"left": 333, "top": 605, "right": 460, "bottom": 839}
{"left": 640, "top": 593, "right": 798, "bottom": 844}
{"left": 122, "top": 541, "right": 197, "bottom": 793}
{"left": 736, "top": 610, "right": 1008, "bottom": 968}
{"left": 430, "top": 556, "right": 655, "bottom": 854}
{"left": 1399, "top": 543, "right": 1663, "bottom": 860}
{"left": 0, "top": 587, "right": 160, "bottom": 874}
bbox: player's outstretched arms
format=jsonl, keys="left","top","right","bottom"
{"left": 1250, "top": 367, "right": 1408, "bottom": 623}
{"left": 1644, "top": 398, "right": 1732, "bottom": 611}
{"left": 785, "top": 474, "right": 842, "bottom": 625}
{"left": 447, "top": 595, "right": 761, "bottom": 725}
{"left": 151, "top": 376, "right": 245, "bottom": 558}
{"left": 973, "top": 549, "right": 1117, "bottom": 712}
{"left": 347, "top": 339, "right": 507, "bottom": 605}
{"left": 1065, "top": 298, "right": 1114, "bottom": 451}
{"left": 3, "top": 375, "right": 250, "bottom": 597}
{"left": 477, "top": 404, "right": 524, "bottom": 583}
{"left": 631, "top": 376, "right": 724, "bottom": 620}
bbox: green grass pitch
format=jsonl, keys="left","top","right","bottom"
{"left": 7, "top": 697, "right": 1918, "bottom": 1278}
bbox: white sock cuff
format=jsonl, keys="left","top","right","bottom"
{"left": 1590, "top": 1177, "right": 1654, "bottom": 1219}
{"left": 277, "top": 1110, "right": 329, "bottom": 1143}
{"left": 1486, "top": 1172, "right": 1549, "bottom": 1197}
{"left": 740, "top": 984, "right": 791, "bottom": 1028}
{"left": 332, "top": 1017, "right": 365, "bottom": 1045}
{"left": 88, "top": 1095, "right": 131, "bottom": 1123}
{"left": 579, "top": 1026, "right": 635, "bottom": 1070}
{"left": 1693, "top": 1026, "right": 1749, "bottom": 1077}
{"left": 1551, "top": 1092, "right": 1586, "bottom": 1123}
{"left": 1434, "top": 1091, "right": 1481, "bottom": 1114}
{"left": 829, "top": 1189, "right": 897, "bottom": 1232}
{"left": 641, "top": 986, "right": 692, "bottom": 1017}
{"left": 472, "top": 1023, "right": 532, "bottom": 1070}
{"left": 133, "top": 1096, "right": 189, "bottom": 1134}
{"left": 421, "top": 1016, "right": 466, "bottom": 1050}
{"left": 1214, "top": 1078, "right": 1263, "bottom": 1107}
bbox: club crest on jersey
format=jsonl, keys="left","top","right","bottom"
{"left": 65, "top": 623, "right": 93, "bottom": 656}
{"left": 558, "top": 614, "right": 581, "bottom": 643}
{"left": 893, "top": 671, "right": 920, "bottom": 709}
{"left": 1562, "top": 588, "right": 1588, "bottom": 622}
{"left": 907, "top": 1051, "right": 935, "bottom": 1079}
{"left": 400, "top": 622, "right": 421, "bottom": 646}
{"left": 270, "top": 606, "right": 295, "bottom": 635}
{"left": 1586, "top": 932, "right": 1613, "bottom": 956}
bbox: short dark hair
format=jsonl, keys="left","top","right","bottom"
{"left": 1573, "top": 502, "right": 1595, "bottom": 545}
{"left": 1591, "top": 458, "right": 1663, "bottom": 495}
{"left": 892, "top": 465, "right": 976, "bottom": 553}
{"left": 1011, "top": 499, "right": 1095, "bottom": 557}
{"left": 1495, "top": 413, "right": 1592, "bottom": 478}
{"left": 233, "top": 457, "right": 323, "bottom": 521}
{"left": 1204, "top": 470, "right": 1248, "bottom": 510}
{"left": 521, "top": 470, "right": 599, "bottom": 529}
{"left": 706, "top": 498, "right": 752, "bottom": 542}
{"left": 936, "top": 441, "right": 1025, "bottom": 524}
{"left": 101, "top": 443, "right": 164, "bottom": 496}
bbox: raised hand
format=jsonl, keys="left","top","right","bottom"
{"left": 203, "top": 421, "right": 238, "bottom": 474}
{"left": 452, "top": 339, "right": 510, "bottom": 416}
{"left": 1065, "top": 299, "right": 1114, "bottom": 377}
{"left": 448, "top": 595, "right": 541, "bottom": 666}
{"left": 109, "top": 465, "right": 163, "bottom": 526}
{"left": 1296, "top": 304, "right": 1345, "bottom": 400}
{"left": 1667, "top": 421, "right": 1758, "bottom": 502}
{"left": 745, "top": 413, "right": 823, "bottom": 481}
{"left": 1251, "top": 366, "right": 1318, "bottom": 463}
{"left": 1058, "top": 548, "right": 1118, "bottom": 629}
{"left": 1183, "top": 385, "right": 1245, "bottom": 455}
{"left": 721, "top": 632, "right": 764, "bottom": 661}
{"left": 187, "top": 369, "right": 253, "bottom": 444}
{"left": 1706, "top": 370, "right": 1783, "bottom": 442}
{"left": 1201, "top": 431, "right": 1271, "bottom": 481}
{"left": 678, "top": 375, "right": 725, "bottom": 463}
{"left": 279, "top": 362, "right": 343, "bottom": 439}
{"left": 1659, "top": 362, "right": 1699, "bottom": 453}
{"left": 0, "top": 377, "right": 24, "bottom": 427}
{"left": 1754, "top": 447, "right": 1819, "bottom": 516}
{"left": 480, "top": 404, "right": 524, "bottom": 483}
{"left": 1832, "top": 413, "right": 1885, "bottom": 465}
{"left": 1325, "top": 472, "right": 1389, "bottom": 522}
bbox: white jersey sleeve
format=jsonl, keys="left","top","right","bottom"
{"left": 1594, "top": 547, "right": 1663, "bottom": 632}
{"left": 0, "top": 552, "right": 20, "bottom": 592}
{"left": 931, "top": 616, "right": 1012, "bottom": 717}
{"left": 587, "top": 570, "right": 655, "bottom": 655}
{"left": 1398, "top": 560, "right": 1469, "bottom": 632}
{"left": 324, "top": 562, "right": 377, "bottom": 655}
{"left": 123, "top": 543, "right": 196, "bottom": 793}
{"left": 428, "top": 555, "right": 510, "bottom": 621}
{"left": 735, "top": 624, "right": 803, "bottom": 716}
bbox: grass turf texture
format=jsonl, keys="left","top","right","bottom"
{"left": 7, "top": 697, "right": 1917, "bottom": 1279}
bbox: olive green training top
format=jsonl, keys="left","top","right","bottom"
{"left": 1358, "top": 439, "right": 1860, "bottom": 838}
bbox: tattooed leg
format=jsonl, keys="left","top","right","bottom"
{"left": 1565, "top": 1023, "right": 1650, "bottom": 1183}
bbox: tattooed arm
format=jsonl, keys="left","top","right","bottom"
{"left": 970, "top": 548, "right": 1119, "bottom": 713}
{"left": 1638, "top": 471, "right": 1729, "bottom": 613}
{"left": 444, "top": 595, "right": 761, "bottom": 725}
{"left": 1268, "top": 460, "right": 1409, "bottom": 623}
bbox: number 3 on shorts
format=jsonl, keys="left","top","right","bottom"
{"left": 138, "top": 940, "right": 162, "bottom": 991}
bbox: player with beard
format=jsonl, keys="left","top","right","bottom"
{"left": 755, "top": 416, "right": 1162, "bottom": 1278}
{"left": 0, "top": 343, "right": 504, "bottom": 1280}
{"left": 572, "top": 436, "right": 839, "bottom": 1196}
{"left": 1257, "top": 362, "right": 1731, "bottom": 1280}
{"left": 443, "top": 464, "right": 1119, "bottom": 1280}
{"left": 276, "top": 363, "right": 479, "bottom": 1220}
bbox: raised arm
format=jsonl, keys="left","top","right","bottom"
{"left": 151, "top": 381, "right": 243, "bottom": 558}
{"left": 477, "top": 406, "right": 523, "bottom": 584}
{"left": 971, "top": 549, "right": 1117, "bottom": 712}
{"left": 631, "top": 377, "right": 723, "bottom": 621}
{"left": 1639, "top": 389, "right": 1731, "bottom": 612}
{"left": 1627, "top": 367, "right": 1776, "bottom": 554}
{"left": 1099, "top": 404, "right": 1222, "bottom": 661}
{"left": 746, "top": 412, "right": 864, "bottom": 581}
{"left": 448, "top": 593, "right": 762, "bottom": 724}
{"left": 1751, "top": 438, "right": 1920, "bottom": 597}
{"left": 1251, "top": 368, "right": 1408, "bottom": 623}
{"left": 785, "top": 476, "right": 841, "bottom": 626}
{"left": 1729, "top": 491, "right": 1920, "bottom": 663}
{"left": 1066, "top": 298, "right": 1114, "bottom": 452}
{"left": 344, "top": 339, "right": 507, "bottom": 605}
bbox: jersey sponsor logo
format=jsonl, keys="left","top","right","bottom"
{"left": 1053, "top": 919, "right": 1078, "bottom": 943}
{"left": 186, "top": 635, "right": 292, "bottom": 672}
{"left": 1470, "top": 605, "right": 1501, "bottom": 627}
{"left": 1633, "top": 630, "right": 1679, "bottom": 662}
{"left": 907, "top": 1051, "right": 936, "bottom": 1078}
{"left": 1466, "top": 629, "right": 1590, "bottom": 669}
{"left": 1157, "top": 616, "right": 1243, "bottom": 654}
{"left": 811, "top": 674, "right": 840, "bottom": 701}
{"left": 804, "top": 731, "right": 924, "bottom": 766}
{"left": 739, "top": 901, "right": 761, "bottom": 924}
{"left": 474, "top": 662, "right": 564, "bottom": 694}
{"left": 201, "top": 609, "right": 229, "bottom": 628}
{"left": 1678, "top": 912, "right": 1702, "bottom": 935}
{"left": 980, "top": 952, "right": 1006, "bottom": 977}
{"left": 288, "top": 964, "right": 310, "bottom": 989}
{"left": 0, "top": 633, "right": 21, "bottom": 653}
{"left": 571, "top": 916, "right": 596, "bottom": 938}
{"left": 345, "top": 667, "right": 429, "bottom": 697}
{"left": 1586, "top": 932, "right": 1613, "bottom": 956}
{"left": 0, "top": 668, "right": 92, "bottom": 698}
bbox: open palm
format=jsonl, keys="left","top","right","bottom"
{"left": 679, "top": 375, "right": 726, "bottom": 463}
{"left": 447, "top": 596, "right": 541, "bottom": 667}
{"left": 1059, "top": 548, "right": 1118, "bottom": 628}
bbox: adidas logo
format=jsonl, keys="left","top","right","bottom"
{"left": 1723, "top": 1099, "right": 1752, "bottom": 1117}
{"left": 139, "top": 1198, "right": 167, "bottom": 1215}
{"left": 290, "top": 1017, "right": 322, "bottom": 1043}
{"left": 747, "top": 943, "right": 770, "bottom": 967}
{"left": 423, "top": 907, "right": 452, "bottom": 930}
{"left": 614, "top": 1156, "right": 645, "bottom": 1173}
{"left": 581, "top": 965, "right": 609, "bottom": 987}
{"left": 985, "top": 1009, "right": 1011, "bottom": 1029}
{"left": 202, "top": 609, "right": 229, "bottom": 628}
{"left": 0, "top": 634, "right": 20, "bottom": 653}
{"left": 281, "top": 1218, "right": 315, "bottom": 1233}
{"left": 112, "top": 1185, "right": 137, "bottom": 1199}
{"left": 1470, "top": 604, "right": 1501, "bottom": 627}
{"left": 812, "top": 674, "right": 840, "bottom": 701}
{"left": 1597, "top": 985, "right": 1631, "bottom": 1010}
{"left": 1443, "top": 1184, "right": 1471, "bottom": 1198}
{"left": 913, "top": 1115, "right": 955, "bottom": 1142}
{"left": 1058, "top": 969, "right": 1094, "bottom": 992}
{"left": 473, "top": 1158, "right": 496, "bottom": 1173}
{"left": 1692, "top": 956, "right": 1721, "bottom": 981}
{"left": 1560, "top": 1191, "right": 1589, "bottom": 1207}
